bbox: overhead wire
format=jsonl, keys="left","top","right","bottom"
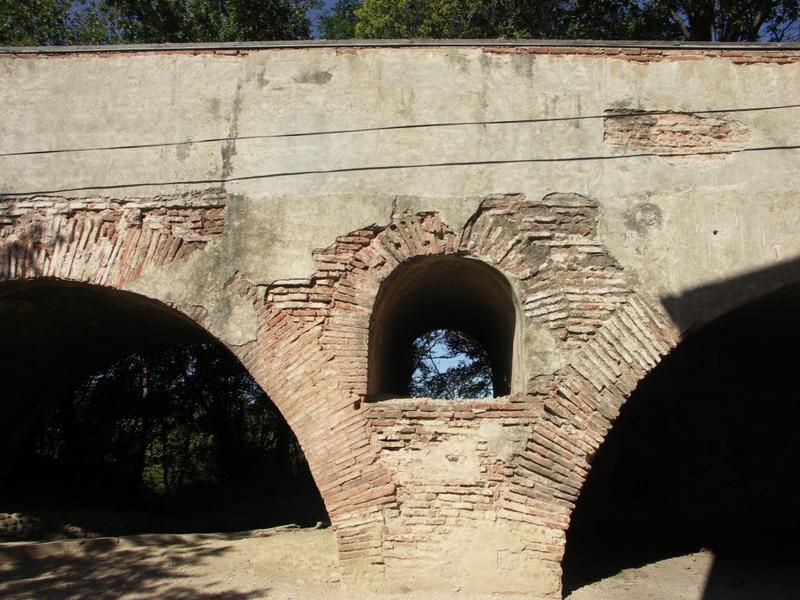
{"left": 0, "top": 103, "right": 799, "bottom": 158}
{"left": 2, "top": 143, "right": 799, "bottom": 197}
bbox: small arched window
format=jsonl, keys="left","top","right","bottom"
{"left": 369, "top": 256, "right": 519, "bottom": 400}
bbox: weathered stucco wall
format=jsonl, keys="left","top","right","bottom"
{"left": 2, "top": 42, "right": 800, "bottom": 598}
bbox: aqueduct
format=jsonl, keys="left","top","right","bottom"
{"left": 2, "top": 39, "right": 800, "bottom": 598}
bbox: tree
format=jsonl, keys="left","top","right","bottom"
{"left": 354, "top": 0, "right": 568, "bottom": 39}
{"left": 320, "top": 0, "right": 360, "bottom": 39}
{"left": 351, "top": 0, "right": 799, "bottom": 41}
{"left": 566, "top": 1, "right": 800, "bottom": 42}
{"left": 3, "top": 0, "right": 798, "bottom": 47}
{"left": 409, "top": 329, "right": 493, "bottom": 400}
{"left": 27, "top": 343, "right": 310, "bottom": 508}
{"left": 0, "top": 0, "right": 108, "bottom": 45}
{"left": 0, "top": 0, "right": 319, "bottom": 46}
{"left": 103, "top": 0, "right": 319, "bottom": 43}
{"left": 656, "top": 1, "right": 800, "bottom": 41}
{"left": 564, "top": 0, "right": 681, "bottom": 40}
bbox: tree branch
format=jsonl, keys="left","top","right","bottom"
{"left": 669, "top": 7, "right": 691, "bottom": 39}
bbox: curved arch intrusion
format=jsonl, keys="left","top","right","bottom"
{"left": 368, "top": 255, "right": 518, "bottom": 399}
{"left": 0, "top": 279, "right": 326, "bottom": 540}
{"left": 562, "top": 282, "right": 800, "bottom": 598}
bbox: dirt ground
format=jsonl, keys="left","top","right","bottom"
{"left": 0, "top": 526, "right": 796, "bottom": 600}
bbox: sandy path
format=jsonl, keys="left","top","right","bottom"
{"left": 565, "top": 552, "right": 714, "bottom": 600}
{"left": 2, "top": 527, "right": 797, "bottom": 599}
{"left": 0, "top": 527, "right": 345, "bottom": 600}
{"left": 0, "top": 527, "right": 505, "bottom": 600}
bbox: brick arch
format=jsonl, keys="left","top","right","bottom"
{"left": 532, "top": 294, "right": 680, "bottom": 578}
{"left": 0, "top": 191, "right": 240, "bottom": 367}
{"left": 548, "top": 282, "right": 800, "bottom": 596}
{"left": 0, "top": 191, "right": 236, "bottom": 362}
{"left": 0, "top": 191, "right": 388, "bottom": 571}
{"left": 244, "top": 215, "right": 459, "bottom": 571}
{"left": 0, "top": 195, "right": 352, "bottom": 550}
{"left": 457, "top": 196, "right": 682, "bottom": 592}
{"left": 367, "top": 254, "right": 519, "bottom": 398}
{"left": 328, "top": 194, "right": 680, "bottom": 594}
{"left": 244, "top": 205, "right": 552, "bottom": 573}
{"left": 253, "top": 193, "right": 677, "bottom": 592}
{"left": 550, "top": 280, "right": 800, "bottom": 593}
{"left": 0, "top": 192, "right": 343, "bottom": 536}
{"left": 0, "top": 190, "right": 266, "bottom": 399}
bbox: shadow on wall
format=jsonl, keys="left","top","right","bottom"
{"left": 661, "top": 253, "right": 800, "bottom": 334}
{"left": 0, "top": 221, "right": 61, "bottom": 280}
{"left": 562, "top": 256, "right": 800, "bottom": 599}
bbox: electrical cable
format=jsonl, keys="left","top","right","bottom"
{"left": 2, "top": 143, "right": 799, "bottom": 197}
{"left": 0, "top": 103, "right": 798, "bottom": 158}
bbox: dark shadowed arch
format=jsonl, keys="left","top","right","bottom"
{"left": 0, "top": 278, "right": 326, "bottom": 537}
{"left": 562, "top": 281, "right": 800, "bottom": 598}
{"left": 0, "top": 279, "right": 211, "bottom": 457}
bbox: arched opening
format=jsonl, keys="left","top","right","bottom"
{"left": 368, "top": 256, "right": 519, "bottom": 399}
{"left": 0, "top": 279, "right": 326, "bottom": 541}
{"left": 562, "top": 283, "right": 800, "bottom": 598}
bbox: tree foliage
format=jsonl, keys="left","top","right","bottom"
{"left": 336, "top": 0, "right": 799, "bottom": 41}
{"left": 661, "top": 0, "right": 800, "bottom": 41}
{"left": 0, "top": 0, "right": 318, "bottom": 45}
{"left": 564, "top": 1, "right": 680, "bottom": 40}
{"left": 319, "top": 0, "right": 360, "bottom": 38}
{"left": 354, "top": 0, "right": 568, "bottom": 39}
{"left": 409, "top": 329, "right": 493, "bottom": 400}
{"left": 567, "top": 1, "right": 800, "bottom": 42}
{"left": 103, "top": 0, "right": 318, "bottom": 43}
{"left": 2, "top": 0, "right": 798, "bottom": 44}
{"left": 0, "top": 0, "right": 108, "bottom": 45}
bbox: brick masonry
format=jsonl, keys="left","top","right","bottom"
{"left": 214, "top": 192, "right": 682, "bottom": 595}
{"left": 0, "top": 190, "right": 227, "bottom": 285}
{"left": 603, "top": 109, "right": 751, "bottom": 160}
{"left": 0, "top": 191, "right": 681, "bottom": 597}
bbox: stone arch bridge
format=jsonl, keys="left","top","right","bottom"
{"left": 2, "top": 40, "right": 800, "bottom": 598}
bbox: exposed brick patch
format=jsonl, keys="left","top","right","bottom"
{"left": 604, "top": 109, "right": 750, "bottom": 160}
{"left": 231, "top": 225, "right": 396, "bottom": 571}
{"left": 367, "top": 396, "right": 541, "bottom": 553}
{"left": 0, "top": 190, "right": 227, "bottom": 286}
{"left": 463, "top": 193, "right": 632, "bottom": 351}
{"left": 288, "top": 194, "right": 677, "bottom": 590}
